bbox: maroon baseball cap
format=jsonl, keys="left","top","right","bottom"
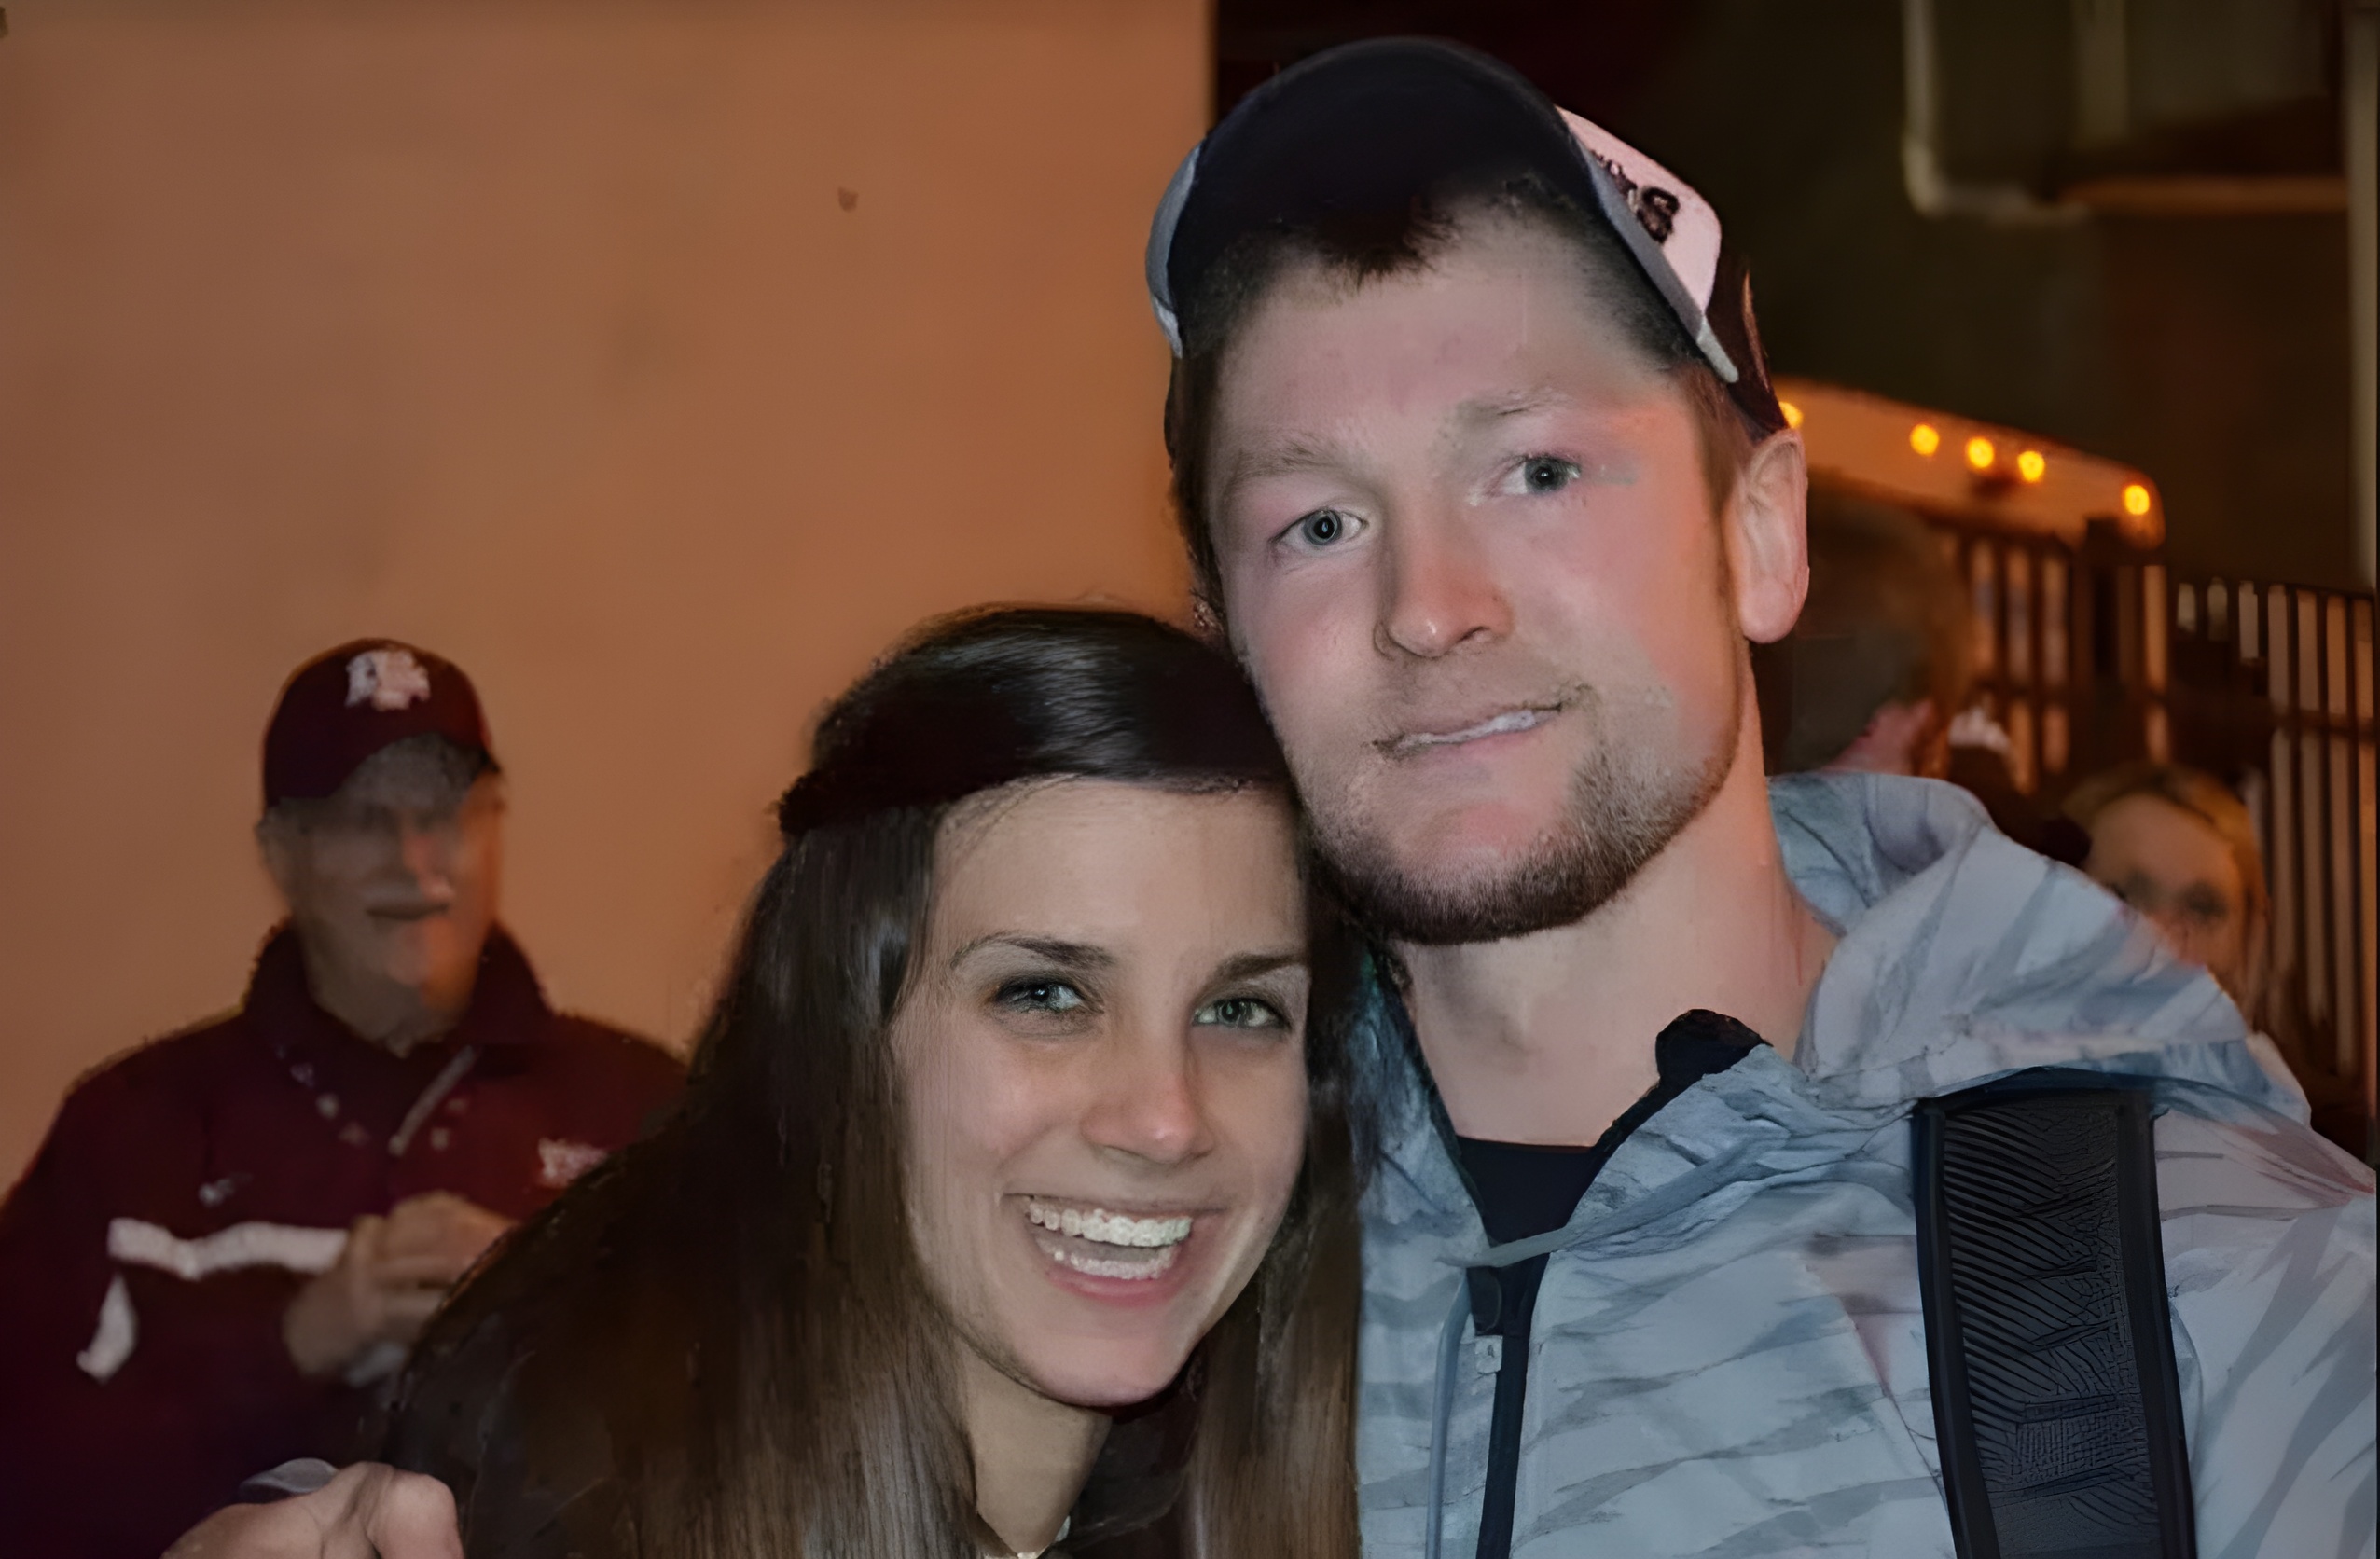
{"left": 261, "top": 640, "right": 497, "bottom": 808}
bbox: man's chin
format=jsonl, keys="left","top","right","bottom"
{"left": 1322, "top": 835, "right": 1609, "bottom": 946}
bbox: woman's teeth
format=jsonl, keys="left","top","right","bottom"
{"left": 1025, "top": 1200, "right": 1193, "bottom": 1280}
{"left": 1026, "top": 1201, "right": 1192, "bottom": 1247}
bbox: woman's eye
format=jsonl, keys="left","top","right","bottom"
{"left": 997, "top": 979, "right": 1086, "bottom": 1014}
{"left": 1194, "top": 996, "right": 1288, "bottom": 1031}
{"left": 1507, "top": 455, "right": 1582, "bottom": 495}
{"left": 1290, "top": 509, "right": 1362, "bottom": 549}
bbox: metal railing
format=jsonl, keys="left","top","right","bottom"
{"left": 1946, "top": 519, "right": 2376, "bottom": 1154}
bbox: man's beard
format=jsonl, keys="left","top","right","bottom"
{"left": 1315, "top": 695, "right": 1737, "bottom": 946}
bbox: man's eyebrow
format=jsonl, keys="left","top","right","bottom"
{"left": 1452, "top": 387, "right": 1571, "bottom": 427}
{"left": 949, "top": 934, "right": 1117, "bottom": 972}
{"left": 1210, "top": 949, "right": 1308, "bottom": 984}
{"left": 1224, "top": 434, "right": 1350, "bottom": 494}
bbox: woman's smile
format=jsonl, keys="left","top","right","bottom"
{"left": 1020, "top": 1196, "right": 1207, "bottom": 1289}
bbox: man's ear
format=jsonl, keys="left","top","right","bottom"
{"left": 1726, "top": 429, "right": 1808, "bottom": 645}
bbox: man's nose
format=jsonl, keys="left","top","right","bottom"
{"left": 1079, "top": 1030, "right": 1214, "bottom": 1167}
{"left": 394, "top": 817, "right": 455, "bottom": 889}
{"left": 1377, "top": 509, "right": 1511, "bottom": 659}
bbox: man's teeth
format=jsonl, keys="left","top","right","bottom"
{"left": 1025, "top": 1201, "right": 1193, "bottom": 1249}
{"left": 1400, "top": 708, "right": 1551, "bottom": 751}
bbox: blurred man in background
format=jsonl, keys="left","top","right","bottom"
{"left": 1765, "top": 490, "right": 1970, "bottom": 780}
{"left": 1764, "top": 490, "right": 2089, "bottom": 862}
{"left": 0, "top": 639, "right": 682, "bottom": 1559}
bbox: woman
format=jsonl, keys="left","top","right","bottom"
{"left": 2066, "top": 760, "right": 2315, "bottom": 1122}
{"left": 173, "top": 607, "right": 1367, "bottom": 1558}
{"left": 2066, "top": 761, "right": 2267, "bottom": 1018}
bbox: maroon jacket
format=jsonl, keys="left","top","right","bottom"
{"left": 0, "top": 928, "right": 683, "bottom": 1559}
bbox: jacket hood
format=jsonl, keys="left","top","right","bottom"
{"left": 1775, "top": 772, "right": 2295, "bottom": 1111}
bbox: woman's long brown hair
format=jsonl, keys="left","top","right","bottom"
{"left": 389, "top": 607, "right": 1367, "bottom": 1558}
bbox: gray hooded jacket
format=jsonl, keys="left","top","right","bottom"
{"left": 1357, "top": 774, "right": 2375, "bottom": 1558}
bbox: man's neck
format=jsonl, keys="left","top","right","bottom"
{"left": 1398, "top": 722, "right": 1835, "bottom": 1147}
{"left": 298, "top": 948, "right": 465, "bottom": 1059}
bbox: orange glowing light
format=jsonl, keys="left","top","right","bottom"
{"left": 1910, "top": 423, "right": 1942, "bottom": 457}
{"left": 1965, "top": 436, "right": 1996, "bottom": 471}
{"left": 1779, "top": 400, "right": 1803, "bottom": 429}
{"left": 2016, "top": 449, "right": 2046, "bottom": 482}
{"left": 2122, "top": 483, "right": 2152, "bottom": 517}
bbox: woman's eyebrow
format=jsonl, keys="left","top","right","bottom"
{"left": 1210, "top": 949, "right": 1308, "bottom": 984}
{"left": 950, "top": 933, "right": 1116, "bottom": 972}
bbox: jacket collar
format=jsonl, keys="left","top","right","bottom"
{"left": 244, "top": 921, "right": 553, "bottom": 1055}
{"left": 1365, "top": 772, "right": 2289, "bottom": 1253}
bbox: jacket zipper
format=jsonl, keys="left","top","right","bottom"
{"left": 1471, "top": 1254, "right": 1549, "bottom": 1559}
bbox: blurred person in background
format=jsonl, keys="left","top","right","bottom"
{"left": 0, "top": 639, "right": 683, "bottom": 1559}
{"left": 1763, "top": 489, "right": 2089, "bottom": 862}
{"left": 2066, "top": 760, "right": 2334, "bottom": 1124}
{"left": 1766, "top": 490, "right": 1969, "bottom": 780}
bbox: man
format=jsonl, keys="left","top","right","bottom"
{"left": 0, "top": 640, "right": 682, "bottom": 1559}
{"left": 1762, "top": 489, "right": 2090, "bottom": 862}
{"left": 1142, "top": 38, "right": 2369, "bottom": 1557}
{"left": 172, "top": 39, "right": 2376, "bottom": 1559}
{"left": 1764, "top": 491, "right": 1969, "bottom": 778}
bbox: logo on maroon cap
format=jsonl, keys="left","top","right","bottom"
{"left": 344, "top": 648, "right": 434, "bottom": 712}
{"left": 262, "top": 639, "right": 495, "bottom": 809}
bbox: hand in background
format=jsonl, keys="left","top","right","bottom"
{"left": 162, "top": 1463, "right": 462, "bottom": 1559}
{"left": 282, "top": 1193, "right": 511, "bottom": 1380}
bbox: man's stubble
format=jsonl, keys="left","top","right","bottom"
{"left": 1311, "top": 661, "right": 1741, "bottom": 947}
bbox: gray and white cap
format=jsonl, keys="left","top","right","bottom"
{"left": 1143, "top": 37, "right": 1784, "bottom": 433}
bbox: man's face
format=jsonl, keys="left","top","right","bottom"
{"left": 262, "top": 738, "right": 504, "bottom": 1026}
{"left": 1205, "top": 215, "right": 1770, "bottom": 942}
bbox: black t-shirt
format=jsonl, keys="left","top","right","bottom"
{"left": 1456, "top": 1008, "right": 1764, "bottom": 1249}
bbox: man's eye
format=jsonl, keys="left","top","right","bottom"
{"left": 1291, "top": 509, "right": 1362, "bottom": 549}
{"left": 1194, "top": 996, "right": 1288, "bottom": 1030}
{"left": 997, "top": 979, "right": 1086, "bottom": 1014}
{"left": 1508, "top": 455, "right": 1582, "bottom": 495}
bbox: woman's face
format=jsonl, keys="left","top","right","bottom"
{"left": 895, "top": 779, "right": 1314, "bottom": 1410}
{"left": 2084, "top": 792, "right": 2250, "bottom": 997}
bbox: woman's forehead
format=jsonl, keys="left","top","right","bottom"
{"left": 930, "top": 780, "right": 1303, "bottom": 942}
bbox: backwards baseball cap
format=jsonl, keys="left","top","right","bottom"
{"left": 261, "top": 639, "right": 496, "bottom": 809}
{"left": 1145, "top": 37, "right": 1785, "bottom": 433}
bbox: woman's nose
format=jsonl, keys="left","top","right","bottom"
{"left": 1079, "top": 1036, "right": 1214, "bottom": 1166}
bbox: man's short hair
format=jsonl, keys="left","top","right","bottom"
{"left": 1162, "top": 172, "right": 1764, "bottom": 624}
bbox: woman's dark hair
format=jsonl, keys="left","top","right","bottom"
{"left": 1164, "top": 169, "right": 1761, "bottom": 625}
{"left": 386, "top": 606, "right": 1367, "bottom": 1559}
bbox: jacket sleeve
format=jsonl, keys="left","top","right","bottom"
{"left": 2155, "top": 1099, "right": 2376, "bottom": 1559}
{"left": 0, "top": 1078, "right": 132, "bottom": 1553}
{"left": 0, "top": 1068, "right": 362, "bottom": 1559}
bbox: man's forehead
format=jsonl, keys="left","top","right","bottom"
{"left": 333, "top": 737, "right": 484, "bottom": 807}
{"left": 1225, "top": 387, "right": 1578, "bottom": 481}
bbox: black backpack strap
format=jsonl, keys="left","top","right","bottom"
{"left": 1912, "top": 1069, "right": 2197, "bottom": 1559}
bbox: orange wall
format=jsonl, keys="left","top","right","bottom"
{"left": 0, "top": 0, "right": 1206, "bottom": 1184}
